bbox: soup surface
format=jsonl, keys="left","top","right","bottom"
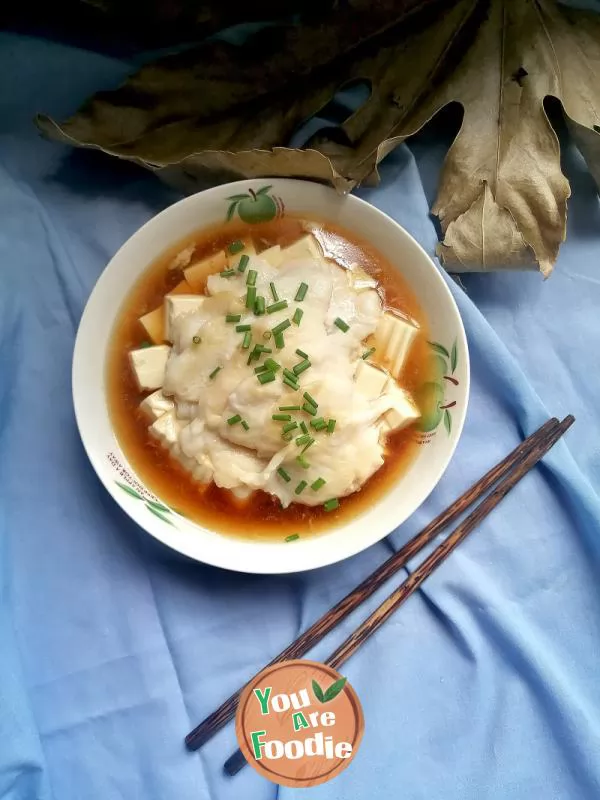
{"left": 107, "top": 215, "right": 433, "bottom": 540}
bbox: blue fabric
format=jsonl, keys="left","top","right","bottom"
{"left": 1, "top": 32, "right": 600, "bottom": 800}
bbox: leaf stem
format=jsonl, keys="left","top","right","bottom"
{"left": 443, "top": 375, "right": 459, "bottom": 385}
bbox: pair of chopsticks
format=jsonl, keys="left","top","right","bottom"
{"left": 185, "top": 415, "right": 574, "bottom": 776}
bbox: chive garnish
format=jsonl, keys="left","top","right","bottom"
{"left": 227, "top": 414, "right": 241, "bottom": 425}
{"left": 293, "top": 360, "right": 310, "bottom": 376}
{"left": 296, "top": 455, "right": 310, "bottom": 469}
{"left": 362, "top": 346, "right": 376, "bottom": 360}
{"left": 310, "top": 417, "right": 326, "bottom": 430}
{"left": 295, "top": 480, "right": 308, "bottom": 495}
{"left": 301, "top": 437, "right": 315, "bottom": 453}
{"left": 228, "top": 240, "right": 244, "bottom": 254}
{"left": 300, "top": 421, "right": 308, "bottom": 434}
{"left": 246, "top": 269, "right": 257, "bottom": 287}
{"left": 282, "top": 375, "right": 298, "bottom": 389}
{"left": 258, "top": 371, "right": 276, "bottom": 384}
{"left": 209, "top": 366, "right": 221, "bottom": 379}
{"left": 327, "top": 418, "right": 337, "bottom": 433}
{"left": 226, "top": 314, "right": 241, "bottom": 323}
{"left": 264, "top": 358, "right": 281, "bottom": 372}
{"left": 283, "top": 368, "right": 297, "bottom": 382}
{"left": 295, "top": 282, "right": 308, "bottom": 301}
{"left": 334, "top": 317, "right": 349, "bottom": 333}
{"left": 323, "top": 498, "right": 339, "bottom": 512}
{"left": 277, "top": 467, "right": 291, "bottom": 482}
{"left": 282, "top": 421, "right": 298, "bottom": 434}
{"left": 272, "top": 319, "right": 291, "bottom": 335}
{"left": 267, "top": 300, "right": 289, "bottom": 314}
{"left": 296, "top": 349, "right": 308, "bottom": 359}
{"left": 255, "top": 344, "right": 272, "bottom": 353}
{"left": 241, "top": 420, "right": 250, "bottom": 431}
{"left": 292, "top": 308, "right": 303, "bottom": 326}
{"left": 270, "top": 282, "right": 279, "bottom": 302}
{"left": 242, "top": 331, "right": 252, "bottom": 349}
{"left": 254, "top": 365, "right": 269, "bottom": 374}
{"left": 285, "top": 533, "right": 299, "bottom": 542}
{"left": 302, "top": 402, "right": 317, "bottom": 416}
{"left": 254, "top": 296, "right": 266, "bottom": 316}
{"left": 303, "top": 391, "right": 317, "bottom": 408}
{"left": 220, "top": 268, "right": 236, "bottom": 277}
{"left": 246, "top": 286, "right": 257, "bottom": 308}
{"left": 274, "top": 333, "right": 285, "bottom": 350}
{"left": 280, "top": 405, "right": 301, "bottom": 411}
{"left": 311, "top": 477, "right": 326, "bottom": 491}
{"left": 273, "top": 414, "right": 292, "bottom": 422}
{"left": 282, "top": 432, "right": 294, "bottom": 441}
{"left": 140, "top": 340, "right": 152, "bottom": 348}
{"left": 237, "top": 254, "right": 249, "bottom": 272}
{"left": 192, "top": 335, "right": 201, "bottom": 344}
{"left": 236, "top": 324, "right": 251, "bottom": 332}
{"left": 295, "top": 434, "right": 311, "bottom": 447}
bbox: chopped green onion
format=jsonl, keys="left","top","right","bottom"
{"left": 282, "top": 375, "right": 298, "bottom": 389}
{"left": 209, "top": 366, "right": 222, "bottom": 380}
{"left": 362, "top": 346, "right": 376, "bottom": 360}
{"left": 140, "top": 340, "right": 152, "bottom": 349}
{"left": 334, "top": 317, "right": 349, "bottom": 333}
{"left": 327, "top": 418, "right": 337, "bottom": 434}
{"left": 310, "top": 417, "right": 326, "bottom": 430}
{"left": 272, "top": 413, "right": 292, "bottom": 422}
{"left": 295, "top": 282, "right": 308, "bottom": 302}
{"left": 301, "top": 437, "right": 315, "bottom": 453}
{"left": 255, "top": 344, "right": 272, "bottom": 354}
{"left": 236, "top": 324, "right": 251, "bottom": 332}
{"left": 282, "top": 421, "right": 298, "bottom": 434}
{"left": 277, "top": 467, "right": 291, "bottom": 482}
{"left": 292, "top": 308, "right": 303, "bottom": 326}
{"left": 220, "top": 269, "right": 236, "bottom": 278}
{"left": 272, "top": 319, "right": 291, "bottom": 335}
{"left": 283, "top": 368, "right": 297, "bottom": 383}
{"left": 302, "top": 402, "right": 317, "bottom": 416}
{"left": 246, "top": 286, "right": 257, "bottom": 309}
{"left": 254, "top": 365, "right": 269, "bottom": 374}
{"left": 300, "top": 421, "right": 308, "bottom": 434}
{"left": 263, "top": 331, "right": 272, "bottom": 340}
{"left": 296, "top": 455, "right": 310, "bottom": 469}
{"left": 280, "top": 405, "right": 301, "bottom": 411}
{"left": 227, "top": 414, "right": 241, "bottom": 425}
{"left": 311, "top": 477, "right": 326, "bottom": 491}
{"left": 247, "top": 346, "right": 261, "bottom": 363}
{"left": 192, "top": 335, "right": 201, "bottom": 345}
{"left": 228, "top": 240, "right": 244, "bottom": 254}
{"left": 258, "top": 371, "right": 276, "bottom": 384}
{"left": 264, "top": 358, "right": 280, "bottom": 372}
{"left": 295, "top": 480, "right": 308, "bottom": 495}
{"left": 246, "top": 269, "right": 257, "bottom": 287}
{"left": 303, "top": 391, "right": 317, "bottom": 408}
{"left": 296, "top": 349, "right": 309, "bottom": 359}
{"left": 254, "top": 296, "right": 266, "bottom": 316}
{"left": 267, "top": 300, "right": 289, "bottom": 314}
{"left": 323, "top": 498, "right": 339, "bottom": 512}
{"left": 282, "top": 432, "right": 294, "bottom": 441}
{"left": 295, "top": 434, "right": 311, "bottom": 447}
{"left": 241, "top": 420, "right": 250, "bottom": 431}
{"left": 226, "top": 314, "right": 241, "bottom": 323}
{"left": 274, "top": 333, "right": 285, "bottom": 350}
{"left": 293, "top": 360, "right": 311, "bottom": 376}
{"left": 242, "top": 331, "right": 252, "bottom": 349}
{"left": 270, "top": 282, "right": 279, "bottom": 302}
{"left": 237, "top": 254, "right": 249, "bottom": 272}
{"left": 285, "top": 533, "right": 299, "bottom": 542}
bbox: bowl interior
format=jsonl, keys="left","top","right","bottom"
{"left": 73, "top": 179, "right": 469, "bottom": 574}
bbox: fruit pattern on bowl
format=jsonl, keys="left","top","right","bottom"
{"left": 226, "top": 185, "right": 284, "bottom": 223}
{"left": 417, "top": 340, "right": 460, "bottom": 436}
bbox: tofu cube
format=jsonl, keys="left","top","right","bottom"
{"left": 373, "top": 311, "right": 419, "bottom": 379}
{"left": 129, "top": 345, "right": 170, "bottom": 391}
{"left": 138, "top": 279, "right": 194, "bottom": 343}
{"left": 354, "top": 361, "right": 389, "bottom": 400}
{"left": 185, "top": 251, "right": 227, "bottom": 291}
{"left": 164, "top": 294, "right": 205, "bottom": 342}
{"left": 258, "top": 245, "right": 283, "bottom": 268}
{"left": 139, "top": 390, "right": 175, "bottom": 421}
{"left": 380, "top": 382, "right": 421, "bottom": 433}
{"left": 149, "top": 410, "right": 183, "bottom": 447}
{"left": 281, "top": 234, "right": 322, "bottom": 262}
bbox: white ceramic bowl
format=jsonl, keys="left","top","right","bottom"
{"left": 73, "top": 179, "right": 469, "bottom": 574}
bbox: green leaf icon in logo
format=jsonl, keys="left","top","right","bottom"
{"left": 312, "top": 676, "right": 347, "bottom": 703}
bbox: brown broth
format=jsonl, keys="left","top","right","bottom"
{"left": 106, "top": 216, "right": 432, "bottom": 540}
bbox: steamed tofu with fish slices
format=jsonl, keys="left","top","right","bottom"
{"left": 130, "top": 233, "right": 422, "bottom": 509}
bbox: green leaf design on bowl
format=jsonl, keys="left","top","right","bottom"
{"left": 427, "top": 341, "right": 450, "bottom": 358}
{"left": 451, "top": 340, "right": 458, "bottom": 374}
{"left": 443, "top": 408, "right": 452, "bottom": 435}
{"left": 115, "top": 481, "right": 143, "bottom": 500}
{"left": 145, "top": 503, "right": 175, "bottom": 526}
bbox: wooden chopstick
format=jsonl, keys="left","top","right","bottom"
{"left": 185, "top": 416, "right": 561, "bottom": 752}
{"left": 223, "top": 414, "right": 574, "bottom": 776}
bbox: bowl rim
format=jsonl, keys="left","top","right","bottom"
{"left": 73, "top": 178, "right": 470, "bottom": 574}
